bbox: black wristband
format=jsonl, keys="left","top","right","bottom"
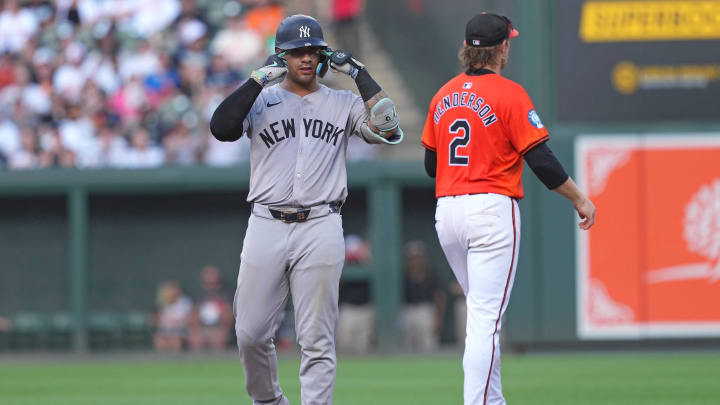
{"left": 354, "top": 69, "right": 382, "bottom": 102}
{"left": 210, "top": 79, "right": 263, "bottom": 142}
{"left": 524, "top": 141, "right": 569, "bottom": 190}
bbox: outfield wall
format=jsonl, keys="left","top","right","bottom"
{"left": 3, "top": 138, "right": 720, "bottom": 351}
{"left": 0, "top": 164, "right": 441, "bottom": 351}
{"left": 0, "top": 159, "right": 589, "bottom": 351}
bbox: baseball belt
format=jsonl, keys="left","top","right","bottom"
{"left": 251, "top": 201, "right": 343, "bottom": 223}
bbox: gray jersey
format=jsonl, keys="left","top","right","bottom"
{"left": 242, "top": 84, "right": 382, "bottom": 207}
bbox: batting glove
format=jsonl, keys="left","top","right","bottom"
{"left": 250, "top": 54, "right": 287, "bottom": 87}
{"left": 324, "top": 49, "right": 365, "bottom": 79}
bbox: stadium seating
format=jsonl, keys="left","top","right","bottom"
{"left": 9, "top": 312, "right": 47, "bottom": 350}
{"left": 1, "top": 311, "right": 154, "bottom": 352}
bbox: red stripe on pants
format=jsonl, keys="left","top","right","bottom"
{"left": 483, "top": 200, "right": 516, "bottom": 405}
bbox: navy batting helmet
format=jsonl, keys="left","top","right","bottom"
{"left": 275, "top": 15, "right": 328, "bottom": 50}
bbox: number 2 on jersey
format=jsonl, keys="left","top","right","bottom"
{"left": 449, "top": 119, "right": 471, "bottom": 166}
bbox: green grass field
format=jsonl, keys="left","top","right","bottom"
{"left": 1, "top": 352, "right": 719, "bottom": 404}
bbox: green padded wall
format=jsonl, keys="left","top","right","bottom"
{"left": 0, "top": 197, "right": 69, "bottom": 313}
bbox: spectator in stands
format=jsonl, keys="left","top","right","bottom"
{"left": 119, "top": 40, "right": 161, "bottom": 82}
{"left": 83, "top": 124, "right": 127, "bottom": 168}
{"left": 402, "top": 240, "right": 447, "bottom": 352}
{"left": 337, "top": 234, "right": 374, "bottom": 353}
{"left": 177, "top": 53, "right": 207, "bottom": 98}
{"left": 0, "top": 0, "right": 39, "bottom": 54}
{"left": 0, "top": 112, "right": 20, "bottom": 158}
{"left": 189, "top": 265, "right": 234, "bottom": 352}
{"left": 163, "top": 122, "right": 201, "bottom": 166}
{"left": 53, "top": 41, "right": 87, "bottom": 101}
{"left": 210, "top": 14, "right": 264, "bottom": 73}
{"left": 14, "top": 63, "right": 52, "bottom": 116}
{"left": 6, "top": 126, "right": 41, "bottom": 170}
{"left": 58, "top": 101, "right": 95, "bottom": 163}
{"left": 38, "top": 123, "right": 76, "bottom": 168}
{"left": 7, "top": 96, "right": 34, "bottom": 130}
{"left": 144, "top": 53, "right": 179, "bottom": 107}
{"left": 206, "top": 53, "right": 242, "bottom": 90}
{"left": 115, "top": 127, "right": 164, "bottom": 168}
{"left": 124, "top": 0, "right": 182, "bottom": 39}
{"left": 29, "top": 47, "right": 56, "bottom": 109}
{"left": 80, "top": 81, "right": 108, "bottom": 118}
{"left": 83, "top": 29, "right": 122, "bottom": 95}
{"left": 153, "top": 280, "right": 193, "bottom": 352}
{"left": 177, "top": 16, "right": 209, "bottom": 65}
{"left": 108, "top": 75, "right": 148, "bottom": 123}
{"left": 1, "top": 64, "right": 27, "bottom": 110}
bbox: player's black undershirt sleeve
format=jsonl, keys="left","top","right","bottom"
{"left": 354, "top": 69, "right": 383, "bottom": 102}
{"left": 524, "top": 141, "right": 569, "bottom": 190}
{"left": 424, "top": 148, "right": 437, "bottom": 178}
{"left": 210, "top": 79, "right": 263, "bottom": 142}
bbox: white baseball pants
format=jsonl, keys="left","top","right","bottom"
{"left": 435, "top": 193, "right": 520, "bottom": 405}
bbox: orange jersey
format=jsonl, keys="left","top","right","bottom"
{"left": 421, "top": 70, "right": 548, "bottom": 199}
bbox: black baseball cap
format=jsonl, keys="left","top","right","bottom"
{"left": 466, "top": 12, "right": 519, "bottom": 47}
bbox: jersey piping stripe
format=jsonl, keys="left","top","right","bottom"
{"left": 421, "top": 140, "right": 436, "bottom": 151}
{"left": 519, "top": 135, "right": 549, "bottom": 155}
{"left": 483, "top": 199, "right": 517, "bottom": 405}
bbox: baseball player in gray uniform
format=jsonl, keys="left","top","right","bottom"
{"left": 209, "top": 14, "right": 403, "bottom": 405}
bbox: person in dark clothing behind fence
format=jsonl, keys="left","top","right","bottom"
{"left": 336, "top": 234, "right": 374, "bottom": 353}
{"left": 188, "top": 265, "right": 234, "bottom": 351}
{"left": 403, "top": 240, "right": 447, "bottom": 352}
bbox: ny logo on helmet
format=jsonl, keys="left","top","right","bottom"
{"left": 299, "top": 26, "right": 310, "bottom": 38}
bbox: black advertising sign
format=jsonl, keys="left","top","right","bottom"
{"left": 554, "top": 0, "right": 720, "bottom": 122}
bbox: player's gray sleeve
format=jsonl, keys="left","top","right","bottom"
{"left": 347, "top": 95, "right": 367, "bottom": 136}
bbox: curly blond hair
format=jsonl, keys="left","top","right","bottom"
{"left": 458, "top": 43, "right": 503, "bottom": 70}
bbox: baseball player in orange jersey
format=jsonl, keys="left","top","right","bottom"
{"left": 421, "top": 13, "right": 596, "bottom": 405}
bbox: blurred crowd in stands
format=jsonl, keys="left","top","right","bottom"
{"left": 0, "top": 0, "right": 372, "bottom": 171}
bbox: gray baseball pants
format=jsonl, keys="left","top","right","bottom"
{"left": 233, "top": 209, "right": 344, "bottom": 405}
